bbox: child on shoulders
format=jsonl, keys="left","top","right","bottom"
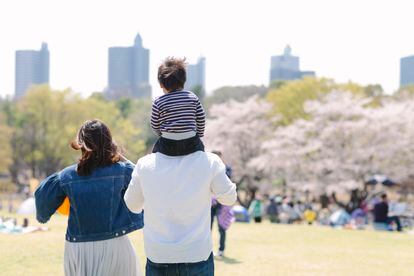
{"left": 151, "top": 57, "right": 205, "bottom": 156}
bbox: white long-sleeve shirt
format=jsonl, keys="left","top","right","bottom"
{"left": 124, "top": 151, "right": 237, "bottom": 263}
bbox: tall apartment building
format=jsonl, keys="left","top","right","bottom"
{"left": 270, "top": 45, "right": 315, "bottom": 83}
{"left": 107, "top": 34, "right": 151, "bottom": 99}
{"left": 15, "top": 42, "right": 49, "bottom": 98}
{"left": 185, "top": 57, "right": 206, "bottom": 98}
{"left": 400, "top": 55, "right": 414, "bottom": 87}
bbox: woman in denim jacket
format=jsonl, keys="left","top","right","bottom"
{"left": 35, "top": 120, "right": 144, "bottom": 276}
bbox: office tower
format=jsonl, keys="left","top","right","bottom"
{"left": 107, "top": 34, "right": 151, "bottom": 99}
{"left": 185, "top": 57, "right": 206, "bottom": 98}
{"left": 269, "top": 45, "right": 315, "bottom": 83}
{"left": 15, "top": 42, "right": 49, "bottom": 98}
{"left": 400, "top": 55, "right": 414, "bottom": 87}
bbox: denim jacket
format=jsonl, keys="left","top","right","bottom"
{"left": 35, "top": 161, "right": 144, "bottom": 242}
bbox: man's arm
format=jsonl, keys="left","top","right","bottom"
{"left": 211, "top": 158, "right": 237, "bottom": 206}
{"left": 124, "top": 164, "right": 144, "bottom": 213}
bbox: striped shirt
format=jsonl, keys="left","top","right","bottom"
{"left": 151, "top": 91, "right": 205, "bottom": 137}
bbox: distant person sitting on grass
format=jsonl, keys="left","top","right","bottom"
{"left": 22, "top": 218, "right": 29, "bottom": 228}
{"left": 303, "top": 206, "right": 317, "bottom": 225}
{"left": 373, "top": 193, "right": 402, "bottom": 232}
{"left": 151, "top": 57, "right": 205, "bottom": 156}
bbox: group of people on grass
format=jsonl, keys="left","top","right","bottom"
{"left": 0, "top": 216, "right": 47, "bottom": 234}
{"left": 247, "top": 193, "right": 409, "bottom": 232}
{"left": 34, "top": 57, "right": 237, "bottom": 276}
{"left": 246, "top": 196, "right": 317, "bottom": 225}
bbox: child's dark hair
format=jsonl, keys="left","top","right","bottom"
{"left": 158, "top": 57, "right": 187, "bottom": 92}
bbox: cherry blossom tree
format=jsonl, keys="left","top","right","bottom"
{"left": 204, "top": 96, "right": 274, "bottom": 206}
{"left": 251, "top": 91, "right": 414, "bottom": 193}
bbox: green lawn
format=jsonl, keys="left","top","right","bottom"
{"left": 1, "top": 212, "right": 414, "bottom": 276}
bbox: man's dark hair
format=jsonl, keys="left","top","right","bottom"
{"left": 158, "top": 57, "right": 187, "bottom": 92}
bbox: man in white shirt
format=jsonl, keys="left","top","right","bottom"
{"left": 124, "top": 151, "right": 237, "bottom": 276}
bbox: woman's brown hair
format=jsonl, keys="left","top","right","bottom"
{"left": 71, "top": 120, "right": 120, "bottom": 176}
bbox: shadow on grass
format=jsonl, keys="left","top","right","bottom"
{"left": 214, "top": 256, "right": 242, "bottom": 265}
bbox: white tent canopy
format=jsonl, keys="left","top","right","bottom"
{"left": 17, "top": 197, "right": 36, "bottom": 215}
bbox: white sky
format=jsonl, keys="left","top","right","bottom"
{"left": 0, "top": 0, "right": 413, "bottom": 97}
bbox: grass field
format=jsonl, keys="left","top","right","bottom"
{"left": 1, "top": 212, "right": 414, "bottom": 276}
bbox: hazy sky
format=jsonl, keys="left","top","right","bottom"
{"left": 0, "top": 0, "right": 413, "bottom": 97}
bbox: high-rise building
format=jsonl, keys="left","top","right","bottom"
{"left": 269, "top": 45, "right": 315, "bottom": 83}
{"left": 400, "top": 55, "right": 414, "bottom": 87}
{"left": 107, "top": 34, "right": 151, "bottom": 99}
{"left": 185, "top": 57, "right": 206, "bottom": 98}
{"left": 15, "top": 42, "right": 49, "bottom": 98}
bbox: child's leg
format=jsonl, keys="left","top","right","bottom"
{"left": 153, "top": 136, "right": 204, "bottom": 156}
{"left": 152, "top": 138, "right": 162, "bottom": 153}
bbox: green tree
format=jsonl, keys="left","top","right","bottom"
{"left": 9, "top": 85, "right": 146, "bottom": 184}
{"left": 363, "top": 84, "right": 384, "bottom": 97}
{"left": 266, "top": 77, "right": 334, "bottom": 125}
{"left": 124, "top": 98, "right": 156, "bottom": 150}
{"left": 204, "top": 85, "right": 268, "bottom": 111}
{"left": 78, "top": 94, "right": 147, "bottom": 161}
{"left": 13, "top": 85, "right": 84, "bottom": 178}
{"left": 116, "top": 98, "right": 134, "bottom": 119}
{"left": 0, "top": 110, "right": 12, "bottom": 173}
{"left": 266, "top": 77, "right": 381, "bottom": 125}
{"left": 191, "top": 85, "right": 205, "bottom": 100}
{"left": 269, "top": 80, "right": 287, "bottom": 90}
{"left": 394, "top": 85, "right": 414, "bottom": 99}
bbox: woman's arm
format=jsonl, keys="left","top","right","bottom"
{"left": 34, "top": 173, "right": 66, "bottom": 223}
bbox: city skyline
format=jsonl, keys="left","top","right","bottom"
{"left": 7, "top": 38, "right": 414, "bottom": 99}
{"left": 0, "top": 0, "right": 413, "bottom": 98}
{"left": 185, "top": 57, "right": 206, "bottom": 97}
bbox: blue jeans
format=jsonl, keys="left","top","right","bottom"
{"left": 211, "top": 204, "right": 226, "bottom": 251}
{"left": 387, "top": 216, "right": 402, "bottom": 231}
{"left": 146, "top": 253, "right": 214, "bottom": 276}
{"left": 218, "top": 225, "right": 226, "bottom": 251}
